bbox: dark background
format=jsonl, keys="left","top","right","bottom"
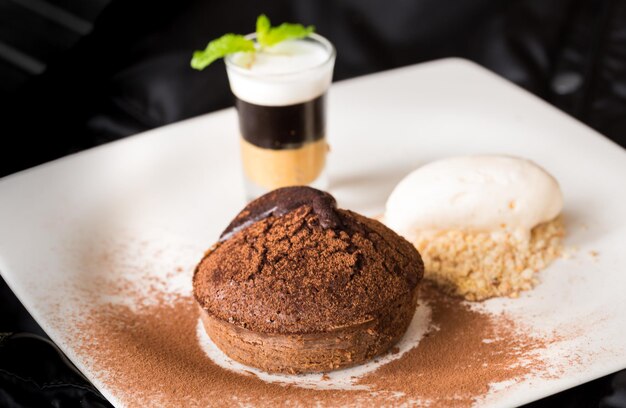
{"left": 1, "top": 0, "right": 625, "bottom": 406}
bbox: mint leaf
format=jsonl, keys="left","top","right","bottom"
{"left": 256, "top": 14, "right": 271, "bottom": 46}
{"left": 255, "top": 14, "right": 315, "bottom": 48}
{"left": 190, "top": 15, "right": 316, "bottom": 71}
{"left": 190, "top": 34, "right": 255, "bottom": 70}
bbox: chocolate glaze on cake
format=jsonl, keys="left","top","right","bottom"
{"left": 220, "top": 186, "right": 342, "bottom": 241}
{"left": 193, "top": 187, "right": 423, "bottom": 373}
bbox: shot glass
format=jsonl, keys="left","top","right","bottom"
{"left": 225, "top": 33, "right": 336, "bottom": 200}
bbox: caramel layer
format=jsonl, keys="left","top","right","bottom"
{"left": 240, "top": 138, "right": 328, "bottom": 190}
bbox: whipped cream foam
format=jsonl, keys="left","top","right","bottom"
{"left": 385, "top": 155, "right": 563, "bottom": 241}
{"left": 232, "top": 40, "right": 329, "bottom": 75}
{"left": 225, "top": 36, "right": 334, "bottom": 106}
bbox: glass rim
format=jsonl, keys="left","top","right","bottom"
{"left": 224, "top": 32, "right": 336, "bottom": 78}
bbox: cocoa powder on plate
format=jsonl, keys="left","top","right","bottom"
{"left": 363, "top": 284, "right": 550, "bottom": 406}
{"left": 75, "top": 278, "right": 552, "bottom": 407}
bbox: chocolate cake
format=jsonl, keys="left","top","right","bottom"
{"left": 193, "top": 187, "right": 423, "bottom": 374}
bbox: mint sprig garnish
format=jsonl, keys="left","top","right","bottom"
{"left": 256, "top": 14, "right": 315, "bottom": 48}
{"left": 190, "top": 14, "right": 315, "bottom": 70}
{"left": 190, "top": 34, "right": 254, "bottom": 70}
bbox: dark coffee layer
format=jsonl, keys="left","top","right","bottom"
{"left": 220, "top": 186, "right": 342, "bottom": 241}
{"left": 235, "top": 94, "right": 326, "bottom": 149}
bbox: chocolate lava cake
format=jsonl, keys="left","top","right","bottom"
{"left": 193, "top": 187, "right": 423, "bottom": 374}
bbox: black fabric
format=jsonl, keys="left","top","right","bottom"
{"left": 0, "top": 332, "right": 110, "bottom": 408}
{"left": 1, "top": 0, "right": 626, "bottom": 177}
{"left": 1, "top": 1, "right": 626, "bottom": 407}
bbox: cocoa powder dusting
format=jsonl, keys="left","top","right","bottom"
{"left": 77, "top": 292, "right": 358, "bottom": 406}
{"left": 194, "top": 205, "right": 422, "bottom": 334}
{"left": 361, "top": 284, "right": 549, "bottom": 406}
{"left": 75, "top": 277, "right": 553, "bottom": 407}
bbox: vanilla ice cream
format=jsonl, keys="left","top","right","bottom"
{"left": 384, "top": 155, "right": 565, "bottom": 301}
{"left": 385, "top": 155, "right": 563, "bottom": 241}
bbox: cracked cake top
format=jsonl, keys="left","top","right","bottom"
{"left": 193, "top": 187, "right": 423, "bottom": 334}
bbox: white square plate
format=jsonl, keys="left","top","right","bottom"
{"left": 1, "top": 58, "right": 625, "bottom": 407}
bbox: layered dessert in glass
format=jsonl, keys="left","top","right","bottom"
{"left": 225, "top": 34, "right": 335, "bottom": 199}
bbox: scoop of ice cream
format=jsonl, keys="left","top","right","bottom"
{"left": 193, "top": 186, "right": 423, "bottom": 334}
{"left": 385, "top": 155, "right": 563, "bottom": 240}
